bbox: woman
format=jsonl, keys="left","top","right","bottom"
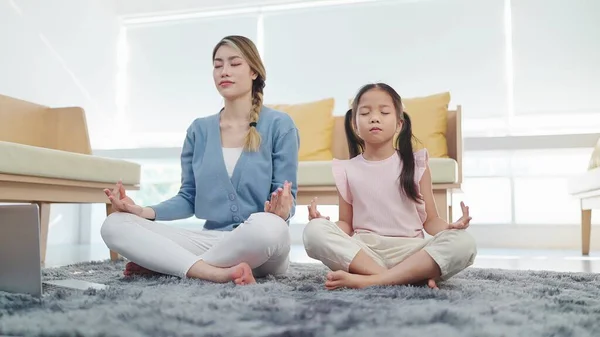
{"left": 101, "top": 35, "right": 299, "bottom": 286}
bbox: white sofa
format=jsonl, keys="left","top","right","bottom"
{"left": 0, "top": 94, "right": 140, "bottom": 264}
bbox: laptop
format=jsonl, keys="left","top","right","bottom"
{"left": 0, "top": 204, "right": 108, "bottom": 298}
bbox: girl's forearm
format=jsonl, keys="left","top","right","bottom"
{"left": 423, "top": 217, "right": 449, "bottom": 236}
{"left": 336, "top": 220, "right": 353, "bottom": 236}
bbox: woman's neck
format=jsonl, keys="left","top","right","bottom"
{"left": 362, "top": 141, "right": 396, "bottom": 161}
{"left": 221, "top": 92, "right": 253, "bottom": 122}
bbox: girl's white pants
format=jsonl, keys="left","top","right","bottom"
{"left": 303, "top": 218, "right": 477, "bottom": 281}
{"left": 100, "top": 211, "right": 291, "bottom": 278}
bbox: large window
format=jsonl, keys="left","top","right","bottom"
{"left": 451, "top": 148, "right": 600, "bottom": 225}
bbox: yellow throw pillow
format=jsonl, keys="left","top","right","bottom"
{"left": 268, "top": 98, "right": 335, "bottom": 161}
{"left": 589, "top": 137, "right": 600, "bottom": 170}
{"left": 349, "top": 92, "right": 450, "bottom": 158}
{"left": 403, "top": 92, "right": 450, "bottom": 158}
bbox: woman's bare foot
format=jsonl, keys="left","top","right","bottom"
{"left": 230, "top": 262, "right": 256, "bottom": 285}
{"left": 186, "top": 260, "right": 256, "bottom": 285}
{"left": 325, "top": 270, "right": 376, "bottom": 290}
{"left": 124, "top": 262, "right": 163, "bottom": 277}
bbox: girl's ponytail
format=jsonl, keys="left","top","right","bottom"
{"left": 344, "top": 108, "right": 364, "bottom": 158}
{"left": 396, "top": 111, "right": 420, "bottom": 203}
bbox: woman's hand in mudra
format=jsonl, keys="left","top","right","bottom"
{"left": 264, "top": 181, "right": 293, "bottom": 221}
{"left": 104, "top": 180, "right": 143, "bottom": 216}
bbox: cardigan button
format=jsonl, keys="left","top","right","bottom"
{"left": 230, "top": 205, "right": 238, "bottom": 212}
{"left": 233, "top": 216, "right": 240, "bottom": 222}
{"left": 229, "top": 193, "right": 235, "bottom": 201}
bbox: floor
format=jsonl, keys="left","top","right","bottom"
{"left": 44, "top": 243, "right": 600, "bottom": 274}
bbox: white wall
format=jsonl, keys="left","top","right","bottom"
{"left": 0, "top": 0, "right": 120, "bottom": 245}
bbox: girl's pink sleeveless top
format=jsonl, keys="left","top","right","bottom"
{"left": 332, "top": 149, "right": 429, "bottom": 238}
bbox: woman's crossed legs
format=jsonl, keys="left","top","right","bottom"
{"left": 101, "top": 212, "right": 291, "bottom": 285}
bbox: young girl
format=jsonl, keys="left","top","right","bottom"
{"left": 303, "top": 83, "right": 477, "bottom": 290}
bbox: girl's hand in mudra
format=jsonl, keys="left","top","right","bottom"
{"left": 264, "top": 181, "right": 293, "bottom": 221}
{"left": 448, "top": 201, "right": 472, "bottom": 230}
{"left": 308, "top": 197, "right": 330, "bottom": 221}
{"left": 104, "top": 180, "right": 143, "bottom": 216}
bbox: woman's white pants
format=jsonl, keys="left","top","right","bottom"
{"left": 100, "top": 212, "right": 291, "bottom": 278}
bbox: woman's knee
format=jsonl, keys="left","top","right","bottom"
{"left": 245, "top": 212, "right": 290, "bottom": 248}
{"left": 100, "top": 212, "right": 136, "bottom": 246}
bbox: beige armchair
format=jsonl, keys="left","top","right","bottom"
{"left": 0, "top": 94, "right": 140, "bottom": 264}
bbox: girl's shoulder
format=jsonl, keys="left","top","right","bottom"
{"left": 413, "top": 148, "right": 429, "bottom": 164}
{"left": 413, "top": 148, "right": 429, "bottom": 182}
{"left": 332, "top": 157, "right": 351, "bottom": 167}
{"left": 332, "top": 155, "right": 362, "bottom": 169}
{"left": 331, "top": 156, "right": 371, "bottom": 182}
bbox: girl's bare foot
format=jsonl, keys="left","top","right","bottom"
{"left": 427, "top": 279, "right": 439, "bottom": 290}
{"left": 325, "top": 270, "right": 375, "bottom": 290}
{"left": 124, "top": 262, "right": 163, "bottom": 277}
{"left": 325, "top": 270, "right": 440, "bottom": 290}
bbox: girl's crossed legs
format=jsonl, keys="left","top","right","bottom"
{"left": 100, "top": 211, "right": 291, "bottom": 284}
{"left": 303, "top": 218, "right": 477, "bottom": 289}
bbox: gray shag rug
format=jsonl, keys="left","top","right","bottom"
{"left": 1, "top": 261, "right": 600, "bottom": 337}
